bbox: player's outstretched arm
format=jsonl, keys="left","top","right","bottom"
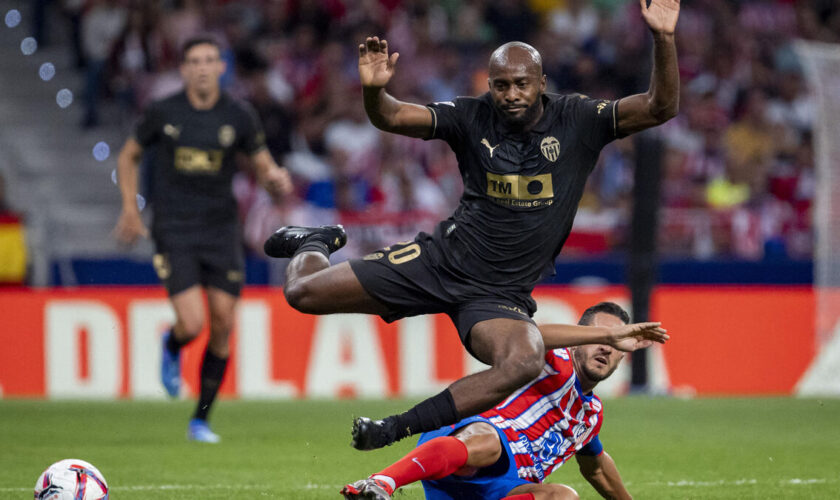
{"left": 539, "top": 322, "right": 668, "bottom": 351}
{"left": 359, "top": 36, "right": 433, "bottom": 138}
{"left": 616, "top": 0, "right": 680, "bottom": 136}
{"left": 113, "top": 138, "right": 149, "bottom": 246}
{"left": 577, "top": 451, "right": 633, "bottom": 500}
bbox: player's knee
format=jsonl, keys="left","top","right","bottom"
{"left": 209, "top": 313, "right": 234, "bottom": 338}
{"left": 284, "top": 279, "right": 321, "bottom": 314}
{"left": 456, "top": 427, "right": 502, "bottom": 469}
{"left": 544, "top": 484, "right": 579, "bottom": 500}
{"left": 499, "top": 349, "right": 544, "bottom": 387}
{"left": 176, "top": 317, "right": 204, "bottom": 340}
{"left": 283, "top": 281, "right": 308, "bottom": 312}
{"left": 209, "top": 323, "right": 233, "bottom": 340}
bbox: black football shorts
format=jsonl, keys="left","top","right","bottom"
{"left": 348, "top": 235, "right": 536, "bottom": 355}
{"left": 152, "top": 225, "right": 244, "bottom": 297}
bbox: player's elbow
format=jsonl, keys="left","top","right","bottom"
{"left": 656, "top": 104, "right": 678, "bottom": 123}
{"left": 120, "top": 155, "right": 145, "bottom": 176}
{"left": 643, "top": 90, "right": 678, "bottom": 125}
{"left": 367, "top": 115, "right": 393, "bottom": 132}
{"left": 117, "top": 148, "right": 137, "bottom": 166}
{"left": 364, "top": 108, "right": 399, "bottom": 133}
{"left": 649, "top": 99, "right": 678, "bottom": 124}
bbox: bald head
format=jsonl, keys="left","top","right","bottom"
{"left": 487, "top": 42, "right": 546, "bottom": 130}
{"left": 489, "top": 42, "right": 542, "bottom": 76}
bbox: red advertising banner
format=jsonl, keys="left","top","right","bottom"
{"left": 0, "top": 286, "right": 815, "bottom": 398}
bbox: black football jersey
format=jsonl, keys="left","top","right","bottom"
{"left": 425, "top": 92, "right": 622, "bottom": 292}
{"left": 133, "top": 91, "right": 266, "bottom": 235}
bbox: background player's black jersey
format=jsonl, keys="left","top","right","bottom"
{"left": 134, "top": 91, "right": 266, "bottom": 235}
{"left": 426, "top": 92, "right": 622, "bottom": 293}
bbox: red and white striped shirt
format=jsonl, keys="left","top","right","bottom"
{"left": 481, "top": 348, "right": 604, "bottom": 482}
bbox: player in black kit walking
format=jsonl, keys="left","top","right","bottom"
{"left": 114, "top": 37, "right": 291, "bottom": 443}
{"left": 265, "top": 0, "right": 680, "bottom": 453}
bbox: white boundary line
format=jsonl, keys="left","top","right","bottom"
{"left": 635, "top": 478, "right": 835, "bottom": 487}
{"left": 3, "top": 478, "right": 837, "bottom": 493}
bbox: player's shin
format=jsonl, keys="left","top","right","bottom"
{"left": 193, "top": 349, "right": 229, "bottom": 421}
{"left": 387, "top": 388, "right": 459, "bottom": 440}
{"left": 165, "top": 327, "right": 189, "bottom": 354}
{"left": 373, "top": 436, "right": 469, "bottom": 492}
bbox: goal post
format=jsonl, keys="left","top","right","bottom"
{"left": 794, "top": 40, "right": 840, "bottom": 396}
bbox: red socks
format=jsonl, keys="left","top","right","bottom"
{"left": 371, "top": 436, "right": 469, "bottom": 493}
{"left": 370, "top": 438, "right": 537, "bottom": 499}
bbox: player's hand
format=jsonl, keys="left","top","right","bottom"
{"left": 358, "top": 36, "right": 399, "bottom": 89}
{"left": 606, "top": 322, "right": 669, "bottom": 352}
{"left": 263, "top": 166, "right": 293, "bottom": 201}
{"left": 113, "top": 209, "right": 148, "bottom": 246}
{"left": 640, "top": 0, "right": 680, "bottom": 36}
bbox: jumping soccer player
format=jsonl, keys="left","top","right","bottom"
{"left": 113, "top": 36, "right": 292, "bottom": 442}
{"left": 341, "top": 302, "right": 660, "bottom": 500}
{"left": 264, "top": 0, "right": 680, "bottom": 450}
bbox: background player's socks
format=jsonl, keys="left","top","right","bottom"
{"left": 373, "top": 436, "right": 468, "bottom": 491}
{"left": 295, "top": 240, "right": 330, "bottom": 259}
{"left": 193, "top": 349, "right": 229, "bottom": 421}
{"left": 388, "top": 389, "right": 459, "bottom": 440}
{"left": 165, "top": 328, "right": 188, "bottom": 355}
{"left": 501, "top": 494, "right": 536, "bottom": 500}
{"left": 160, "top": 329, "right": 186, "bottom": 397}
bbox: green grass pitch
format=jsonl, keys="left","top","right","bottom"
{"left": 2, "top": 398, "right": 838, "bottom": 499}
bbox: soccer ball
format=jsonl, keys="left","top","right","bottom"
{"left": 33, "top": 459, "right": 109, "bottom": 500}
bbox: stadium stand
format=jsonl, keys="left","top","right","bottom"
{"left": 2, "top": 0, "right": 836, "bottom": 285}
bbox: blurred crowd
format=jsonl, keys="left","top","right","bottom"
{"left": 57, "top": 0, "right": 839, "bottom": 260}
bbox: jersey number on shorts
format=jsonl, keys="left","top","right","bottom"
{"left": 153, "top": 254, "right": 171, "bottom": 280}
{"left": 388, "top": 243, "right": 421, "bottom": 265}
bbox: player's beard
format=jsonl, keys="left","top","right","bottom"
{"left": 573, "top": 347, "right": 620, "bottom": 383}
{"left": 500, "top": 95, "right": 543, "bottom": 130}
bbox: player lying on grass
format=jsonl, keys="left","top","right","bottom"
{"left": 341, "top": 302, "right": 666, "bottom": 500}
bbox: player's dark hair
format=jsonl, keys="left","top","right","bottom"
{"left": 181, "top": 36, "right": 222, "bottom": 61}
{"left": 578, "top": 302, "right": 630, "bottom": 326}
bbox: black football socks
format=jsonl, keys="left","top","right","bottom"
{"left": 193, "top": 349, "right": 229, "bottom": 421}
{"left": 386, "top": 389, "right": 459, "bottom": 441}
{"left": 296, "top": 240, "right": 330, "bottom": 259}
{"left": 165, "top": 328, "right": 188, "bottom": 355}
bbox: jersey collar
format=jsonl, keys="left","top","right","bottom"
{"left": 574, "top": 373, "right": 595, "bottom": 402}
{"left": 529, "top": 94, "right": 553, "bottom": 133}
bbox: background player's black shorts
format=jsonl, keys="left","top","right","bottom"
{"left": 348, "top": 236, "right": 537, "bottom": 356}
{"left": 152, "top": 224, "right": 244, "bottom": 297}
